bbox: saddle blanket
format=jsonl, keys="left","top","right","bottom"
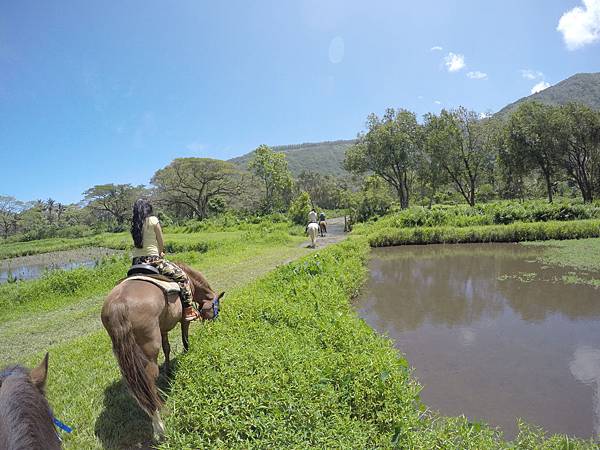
{"left": 125, "top": 275, "right": 180, "bottom": 295}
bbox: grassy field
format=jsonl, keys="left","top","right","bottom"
{"left": 353, "top": 200, "right": 600, "bottom": 233}
{"left": 0, "top": 224, "right": 315, "bottom": 448}
{"left": 365, "top": 219, "right": 600, "bottom": 247}
{"left": 2, "top": 216, "right": 599, "bottom": 448}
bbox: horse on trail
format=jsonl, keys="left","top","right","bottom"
{"left": 307, "top": 222, "right": 319, "bottom": 248}
{"left": 101, "top": 263, "right": 224, "bottom": 438}
{"left": 318, "top": 220, "right": 327, "bottom": 237}
{"left": 0, "top": 353, "right": 61, "bottom": 450}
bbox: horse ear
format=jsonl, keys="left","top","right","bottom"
{"left": 30, "top": 352, "right": 49, "bottom": 390}
{"left": 218, "top": 291, "right": 225, "bottom": 301}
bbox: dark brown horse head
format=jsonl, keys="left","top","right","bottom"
{"left": 178, "top": 263, "right": 225, "bottom": 320}
{"left": 0, "top": 353, "right": 61, "bottom": 450}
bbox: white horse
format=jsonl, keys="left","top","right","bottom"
{"left": 307, "top": 222, "right": 319, "bottom": 248}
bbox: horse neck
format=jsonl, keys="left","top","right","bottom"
{"left": 0, "top": 369, "right": 60, "bottom": 450}
{"left": 180, "top": 264, "right": 213, "bottom": 296}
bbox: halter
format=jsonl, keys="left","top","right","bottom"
{"left": 0, "top": 367, "right": 72, "bottom": 438}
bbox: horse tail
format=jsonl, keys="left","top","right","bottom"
{"left": 105, "top": 301, "right": 161, "bottom": 415}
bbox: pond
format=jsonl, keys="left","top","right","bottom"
{"left": 355, "top": 243, "right": 600, "bottom": 439}
{"left": 0, "top": 247, "right": 121, "bottom": 283}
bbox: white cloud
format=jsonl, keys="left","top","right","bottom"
{"left": 430, "top": 45, "right": 443, "bottom": 51}
{"left": 531, "top": 81, "right": 551, "bottom": 94}
{"left": 521, "top": 69, "right": 544, "bottom": 80}
{"left": 557, "top": 0, "right": 600, "bottom": 50}
{"left": 467, "top": 71, "right": 488, "bottom": 80}
{"left": 444, "top": 52, "right": 466, "bottom": 72}
{"left": 434, "top": 100, "right": 442, "bottom": 105}
{"left": 417, "top": 95, "right": 424, "bottom": 100}
{"left": 479, "top": 112, "right": 492, "bottom": 119}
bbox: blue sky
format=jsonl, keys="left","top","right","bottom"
{"left": 1, "top": 0, "right": 599, "bottom": 204}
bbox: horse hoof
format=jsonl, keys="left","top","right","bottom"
{"left": 152, "top": 413, "right": 165, "bottom": 439}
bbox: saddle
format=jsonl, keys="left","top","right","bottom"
{"left": 123, "top": 264, "right": 181, "bottom": 295}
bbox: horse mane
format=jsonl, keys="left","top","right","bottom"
{"left": 0, "top": 366, "right": 60, "bottom": 450}
{"left": 176, "top": 262, "right": 214, "bottom": 292}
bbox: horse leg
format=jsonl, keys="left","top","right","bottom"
{"left": 141, "top": 336, "right": 164, "bottom": 439}
{"left": 161, "top": 332, "right": 171, "bottom": 374}
{"left": 181, "top": 320, "right": 190, "bottom": 352}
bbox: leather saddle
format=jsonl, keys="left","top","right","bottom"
{"left": 127, "top": 264, "right": 160, "bottom": 277}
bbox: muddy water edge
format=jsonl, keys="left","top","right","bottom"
{"left": 355, "top": 243, "right": 600, "bottom": 439}
{"left": 0, "top": 247, "right": 122, "bottom": 283}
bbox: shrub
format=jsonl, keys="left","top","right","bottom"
{"left": 368, "top": 219, "right": 600, "bottom": 247}
{"left": 288, "top": 191, "right": 312, "bottom": 225}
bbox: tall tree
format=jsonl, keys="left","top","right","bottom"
{"left": 0, "top": 196, "right": 24, "bottom": 239}
{"left": 83, "top": 184, "right": 145, "bottom": 229}
{"left": 345, "top": 108, "right": 422, "bottom": 209}
{"left": 506, "top": 102, "right": 563, "bottom": 203}
{"left": 45, "top": 198, "right": 56, "bottom": 224}
{"left": 248, "top": 145, "right": 293, "bottom": 212}
{"left": 559, "top": 103, "right": 600, "bottom": 203}
{"left": 151, "top": 158, "right": 242, "bottom": 220}
{"left": 424, "top": 107, "right": 494, "bottom": 206}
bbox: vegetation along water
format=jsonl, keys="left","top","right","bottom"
{"left": 2, "top": 72, "right": 600, "bottom": 448}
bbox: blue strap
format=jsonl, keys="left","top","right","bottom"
{"left": 53, "top": 417, "right": 72, "bottom": 433}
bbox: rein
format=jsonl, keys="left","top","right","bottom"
{"left": 0, "top": 367, "right": 73, "bottom": 437}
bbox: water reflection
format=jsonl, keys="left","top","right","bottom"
{"left": 355, "top": 243, "right": 600, "bottom": 439}
{"left": 570, "top": 347, "right": 600, "bottom": 436}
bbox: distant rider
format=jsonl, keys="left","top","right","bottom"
{"left": 308, "top": 209, "right": 318, "bottom": 224}
{"left": 319, "top": 211, "right": 326, "bottom": 222}
{"left": 130, "top": 199, "right": 199, "bottom": 321}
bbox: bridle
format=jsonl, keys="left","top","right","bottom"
{"left": 0, "top": 367, "right": 72, "bottom": 438}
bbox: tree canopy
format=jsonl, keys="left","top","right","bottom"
{"left": 151, "top": 158, "right": 242, "bottom": 220}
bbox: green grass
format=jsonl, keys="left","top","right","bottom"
{"left": 366, "top": 219, "right": 600, "bottom": 247}
{"left": 523, "top": 237, "right": 600, "bottom": 272}
{"left": 0, "top": 236, "right": 102, "bottom": 259}
{"left": 157, "top": 238, "right": 595, "bottom": 449}
{"left": 353, "top": 200, "right": 600, "bottom": 234}
{"left": 0, "top": 225, "right": 313, "bottom": 449}
{"left": 3, "top": 222, "right": 597, "bottom": 448}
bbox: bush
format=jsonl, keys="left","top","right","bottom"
{"left": 288, "top": 191, "right": 311, "bottom": 225}
{"left": 368, "top": 219, "right": 600, "bottom": 247}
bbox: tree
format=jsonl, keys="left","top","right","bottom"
{"left": 288, "top": 191, "right": 312, "bottom": 225}
{"left": 297, "top": 171, "right": 347, "bottom": 210}
{"left": 56, "top": 203, "right": 66, "bottom": 223}
{"left": 45, "top": 198, "right": 56, "bottom": 224}
{"left": 83, "top": 184, "right": 145, "bottom": 229}
{"left": 506, "top": 102, "right": 563, "bottom": 203}
{"left": 559, "top": 103, "right": 600, "bottom": 203}
{"left": 424, "top": 107, "right": 494, "bottom": 206}
{"left": 0, "top": 196, "right": 24, "bottom": 239}
{"left": 248, "top": 145, "right": 293, "bottom": 213}
{"left": 151, "top": 158, "right": 242, "bottom": 220}
{"left": 345, "top": 109, "right": 422, "bottom": 209}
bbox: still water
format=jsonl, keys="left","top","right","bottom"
{"left": 0, "top": 247, "right": 119, "bottom": 283}
{"left": 355, "top": 243, "right": 600, "bottom": 439}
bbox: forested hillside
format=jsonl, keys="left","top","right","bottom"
{"left": 229, "top": 139, "right": 355, "bottom": 176}
{"left": 496, "top": 72, "right": 600, "bottom": 117}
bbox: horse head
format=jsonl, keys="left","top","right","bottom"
{"left": 178, "top": 263, "right": 225, "bottom": 320}
{"left": 0, "top": 353, "right": 61, "bottom": 450}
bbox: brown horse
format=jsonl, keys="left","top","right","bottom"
{"left": 319, "top": 220, "right": 327, "bottom": 237}
{"left": 101, "top": 263, "right": 224, "bottom": 438}
{"left": 0, "top": 353, "right": 61, "bottom": 450}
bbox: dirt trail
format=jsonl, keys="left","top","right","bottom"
{"left": 301, "top": 216, "right": 349, "bottom": 249}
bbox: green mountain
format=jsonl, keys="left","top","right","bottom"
{"left": 495, "top": 72, "right": 600, "bottom": 117}
{"left": 229, "top": 139, "right": 356, "bottom": 177}
{"left": 230, "top": 73, "right": 600, "bottom": 178}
